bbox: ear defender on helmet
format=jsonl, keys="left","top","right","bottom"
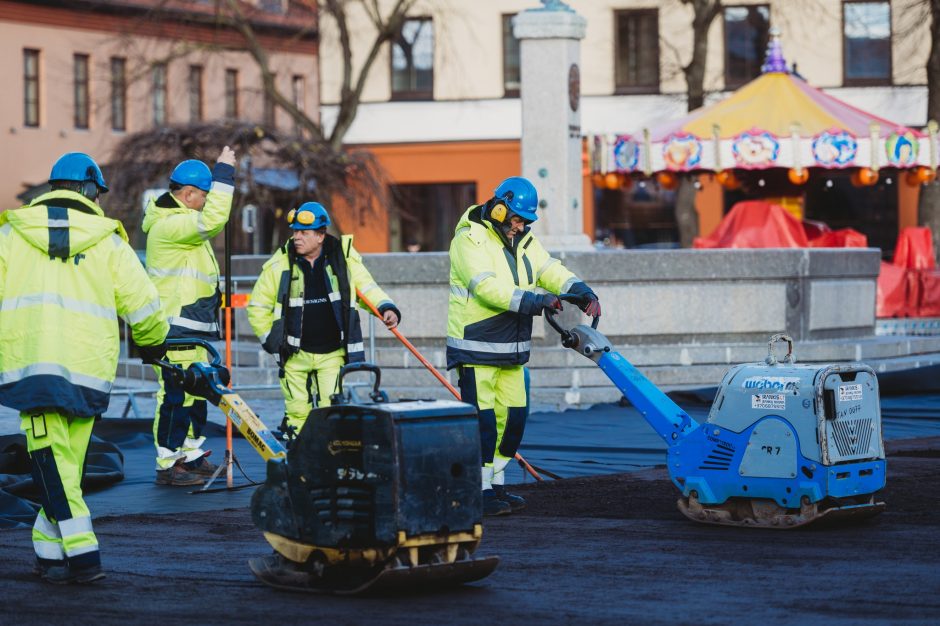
{"left": 288, "top": 202, "right": 331, "bottom": 230}
{"left": 81, "top": 180, "right": 99, "bottom": 200}
{"left": 492, "top": 176, "right": 539, "bottom": 223}
{"left": 489, "top": 201, "right": 508, "bottom": 223}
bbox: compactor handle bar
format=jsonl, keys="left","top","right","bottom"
{"left": 158, "top": 337, "right": 223, "bottom": 367}
{"left": 334, "top": 362, "right": 389, "bottom": 404}
{"left": 545, "top": 293, "right": 600, "bottom": 348}
{"left": 153, "top": 338, "right": 230, "bottom": 405}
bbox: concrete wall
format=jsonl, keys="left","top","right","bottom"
{"left": 232, "top": 247, "right": 881, "bottom": 345}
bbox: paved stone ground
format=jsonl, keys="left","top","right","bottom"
{"left": 0, "top": 438, "right": 936, "bottom": 625}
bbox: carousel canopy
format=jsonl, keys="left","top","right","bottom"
{"left": 594, "top": 30, "right": 936, "bottom": 175}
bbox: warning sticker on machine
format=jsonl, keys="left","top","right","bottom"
{"left": 751, "top": 393, "right": 785, "bottom": 410}
{"left": 838, "top": 384, "right": 863, "bottom": 402}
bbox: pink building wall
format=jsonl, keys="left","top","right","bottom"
{"left": 0, "top": 1, "right": 318, "bottom": 207}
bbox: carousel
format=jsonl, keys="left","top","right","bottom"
{"left": 589, "top": 29, "right": 938, "bottom": 251}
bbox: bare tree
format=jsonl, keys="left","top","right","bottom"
{"left": 102, "top": 0, "right": 417, "bottom": 250}
{"left": 674, "top": 0, "right": 723, "bottom": 247}
{"left": 223, "top": 0, "right": 416, "bottom": 151}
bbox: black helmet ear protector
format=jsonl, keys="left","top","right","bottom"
{"left": 81, "top": 180, "right": 100, "bottom": 200}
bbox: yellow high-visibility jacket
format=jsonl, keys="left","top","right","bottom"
{"left": 141, "top": 163, "right": 234, "bottom": 339}
{"left": 247, "top": 234, "right": 398, "bottom": 363}
{"left": 0, "top": 190, "right": 169, "bottom": 417}
{"left": 447, "top": 205, "right": 591, "bottom": 369}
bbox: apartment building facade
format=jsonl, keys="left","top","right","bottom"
{"left": 0, "top": 0, "right": 318, "bottom": 234}
{"left": 318, "top": 0, "right": 931, "bottom": 253}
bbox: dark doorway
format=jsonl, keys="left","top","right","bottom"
{"left": 594, "top": 181, "right": 679, "bottom": 248}
{"left": 390, "top": 182, "right": 476, "bottom": 252}
{"left": 804, "top": 171, "right": 898, "bottom": 258}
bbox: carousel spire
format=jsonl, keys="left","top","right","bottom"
{"left": 760, "top": 27, "right": 788, "bottom": 74}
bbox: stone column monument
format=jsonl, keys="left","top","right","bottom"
{"left": 514, "top": 1, "right": 592, "bottom": 250}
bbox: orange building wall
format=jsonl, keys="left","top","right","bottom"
{"left": 898, "top": 180, "right": 920, "bottom": 230}
{"left": 342, "top": 139, "right": 595, "bottom": 252}
{"left": 695, "top": 174, "right": 723, "bottom": 238}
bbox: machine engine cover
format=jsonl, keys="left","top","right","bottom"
{"left": 251, "top": 399, "right": 482, "bottom": 550}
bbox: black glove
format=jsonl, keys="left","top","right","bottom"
{"left": 278, "top": 345, "right": 293, "bottom": 367}
{"left": 137, "top": 341, "right": 168, "bottom": 365}
{"left": 539, "top": 294, "right": 563, "bottom": 314}
{"left": 578, "top": 293, "right": 601, "bottom": 318}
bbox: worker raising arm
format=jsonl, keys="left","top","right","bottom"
{"left": 142, "top": 146, "right": 236, "bottom": 486}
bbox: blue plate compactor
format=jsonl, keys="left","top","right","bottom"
{"left": 548, "top": 301, "right": 886, "bottom": 529}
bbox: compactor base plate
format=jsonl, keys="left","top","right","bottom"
{"left": 248, "top": 552, "right": 500, "bottom": 595}
{"left": 677, "top": 494, "right": 886, "bottom": 529}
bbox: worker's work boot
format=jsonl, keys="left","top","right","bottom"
{"left": 32, "top": 558, "right": 63, "bottom": 578}
{"left": 482, "top": 489, "right": 511, "bottom": 516}
{"left": 492, "top": 484, "right": 527, "bottom": 511}
{"left": 43, "top": 563, "right": 106, "bottom": 585}
{"left": 185, "top": 456, "right": 219, "bottom": 477}
{"left": 155, "top": 462, "right": 205, "bottom": 486}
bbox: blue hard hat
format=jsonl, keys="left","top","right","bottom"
{"left": 493, "top": 176, "right": 539, "bottom": 222}
{"left": 49, "top": 152, "right": 109, "bottom": 193}
{"left": 169, "top": 159, "right": 212, "bottom": 192}
{"left": 288, "top": 201, "right": 331, "bottom": 230}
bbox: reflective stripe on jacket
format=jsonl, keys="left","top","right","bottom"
{"left": 447, "top": 205, "right": 582, "bottom": 369}
{"left": 141, "top": 164, "right": 234, "bottom": 340}
{"left": 247, "top": 234, "right": 396, "bottom": 364}
{"left": 0, "top": 191, "right": 169, "bottom": 417}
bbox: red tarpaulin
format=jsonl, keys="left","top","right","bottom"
{"left": 893, "top": 227, "right": 936, "bottom": 270}
{"left": 693, "top": 201, "right": 867, "bottom": 249}
{"left": 808, "top": 229, "right": 868, "bottom": 248}
{"left": 877, "top": 228, "right": 940, "bottom": 318}
{"left": 693, "top": 201, "right": 808, "bottom": 249}
{"left": 877, "top": 262, "right": 908, "bottom": 318}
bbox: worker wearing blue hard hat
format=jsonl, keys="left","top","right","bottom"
{"left": 0, "top": 152, "right": 169, "bottom": 583}
{"left": 447, "top": 176, "right": 601, "bottom": 516}
{"left": 247, "top": 201, "right": 401, "bottom": 438}
{"left": 142, "top": 147, "right": 237, "bottom": 486}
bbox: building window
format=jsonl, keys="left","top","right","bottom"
{"left": 614, "top": 10, "right": 659, "bottom": 94}
{"left": 73, "top": 54, "right": 90, "bottom": 129}
{"left": 723, "top": 5, "right": 770, "bottom": 88}
{"left": 264, "top": 73, "right": 276, "bottom": 127}
{"left": 292, "top": 74, "right": 305, "bottom": 132}
{"left": 225, "top": 69, "right": 239, "bottom": 119}
{"left": 843, "top": 1, "right": 892, "bottom": 85}
{"left": 259, "top": 0, "right": 285, "bottom": 13}
{"left": 153, "top": 62, "right": 168, "bottom": 126}
{"left": 189, "top": 64, "right": 204, "bottom": 122}
{"left": 502, "top": 14, "right": 520, "bottom": 97}
{"left": 390, "top": 183, "right": 476, "bottom": 252}
{"left": 391, "top": 17, "right": 434, "bottom": 100}
{"left": 111, "top": 57, "right": 127, "bottom": 131}
{"left": 23, "top": 48, "right": 40, "bottom": 127}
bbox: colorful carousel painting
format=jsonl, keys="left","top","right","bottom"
{"left": 590, "top": 31, "right": 938, "bottom": 192}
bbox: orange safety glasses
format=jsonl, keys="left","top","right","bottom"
{"left": 287, "top": 209, "right": 316, "bottom": 225}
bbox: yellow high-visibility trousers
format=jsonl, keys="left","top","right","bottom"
{"left": 280, "top": 347, "right": 346, "bottom": 433}
{"left": 21, "top": 411, "right": 100, "bottom": 570}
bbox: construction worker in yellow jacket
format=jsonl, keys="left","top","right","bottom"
{"left": 0, "top": 153, "right": 169, "bottom": 584}
{"left": 448, "top": 177, "right": 601, "bottom": 516}
{"left": 142, "top": 147, "right": 236, "bottom": 486}
{"left": 247, "top": 202, "right": 400, "bottom": 438}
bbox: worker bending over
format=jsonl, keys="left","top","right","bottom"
{"left": 447, "top": 177, "right": 601, "bottom": 515}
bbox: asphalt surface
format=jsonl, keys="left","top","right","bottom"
{"left": 0, "top": 438, "right": 937, "bottom": 625}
